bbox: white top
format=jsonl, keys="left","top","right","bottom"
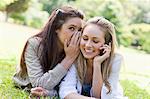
{"left": 59, "top": 53, "right": 126, "bottom": 99}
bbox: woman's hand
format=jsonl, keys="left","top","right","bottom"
{"left": 30, "top": 87, "right": 48, "bottom": 97}
{"left": 64, "top": 32, "right": 81, "bottom": 61}
{"left": 61, "top": 32, "right": 81, "bottom": 70}
{"left": 94, "top": 43, "right": 111, "bottom": 65}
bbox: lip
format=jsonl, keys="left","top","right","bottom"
{"left": 84, "top": 49, "right": 94, "bottom": 54}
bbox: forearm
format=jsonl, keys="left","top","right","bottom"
{"left": 65, "top": 93, "right": 96, "bottom": 99}
{"left": 29, "top": 64, "right": 67, "bottom": 90}
{"left": 60, "top": 56, "right": 75, "bottom": 70}
{"left": 92, "top": 64, "right": 103, "bottom": 98}
{"left": 34, "top": 57, "right": 74, "bottom": 88}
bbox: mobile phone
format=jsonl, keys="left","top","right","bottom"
{"left": 99, "top": 49, "right": 104, "bottom": 56}
{"left": 99, "top": 40, "right": 111, "bottom": 56}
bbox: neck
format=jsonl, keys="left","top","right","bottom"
{"left": 84, "top": 59, "right": 93, "bottom": 84}
{"left": 87, "top": 59, "right": 93, "bottom": 68}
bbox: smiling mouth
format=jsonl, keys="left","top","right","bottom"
{"left": 84, "top": 49, "right": 94, "bottom": 54}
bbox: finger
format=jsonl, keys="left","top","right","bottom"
{"left": 74, "top": 32, "right": 81, "bottom": 45}
{"left": 69, "top": 32, "right": 78, "bottom": 45}
{"left": 109, "top": 42, "right": 111, "bottom": 46}
{"left": 99, "top": 46, "right": 104, "bottom": 50}
{"left": 31, "top": 91, "right": 42, "bottom": 96}
{"left": 77, "top": 32, "right": 81, "bottom": 45}
{"left": 101, "top": 45, "right": 111, "bottom": 51}
{"left": 104, "top": 44, "right": 111, "bottom": 49}
{"left": 31, "top": 87, "right": 43, "bottom": 91}
{"left": 103, "top": 44, "right": 111, "bottom": 48}
{"left": 100, "top": 46, "right": 108, "bottom": 50}
{"left": 101, "top": 46, "right": 111, "bottom": 54}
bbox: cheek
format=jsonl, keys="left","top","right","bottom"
{"left": 80, "top": 40, "right": 85, "bottom": 50}
{"left": 65, "top": 31, "right": 74, "bottom": 40}
{"left": 80, "top": 39, "right": 85, "bottom": 46}
{"left": 94, "top": 44, "right": 102, "bottom": 54}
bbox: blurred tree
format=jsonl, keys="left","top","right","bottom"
{"left": 40, "top": 0, "right": 68, "bottom": 14}
{"left": 9, "top": 0, "right": 49, "bottom": 28}
{"left": 0, "top": 0, "right": 30, "bottom": 21}
{"left": 98, "top": 0, "right": 128, "bottom": 45}
{"left": 74, "top": 0, "right": 127, "bottom": 45}
{"left": 129, "top": 0, "right": 150, "bottom": 23}
{"left": 73, "top": 0, "right": 104, "bottom": 19}
{"left": 6, "top": 0, "right": 30, "bottom": 13}
{"left": 0, "top": 0, "right": 15, "bottom": 11}
{"left": 5, "top": 0, "right": 30, "bottom": 21}
{"left": 119, "top": 1, "right": 141, "bottom": 24}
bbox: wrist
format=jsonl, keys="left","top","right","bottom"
{"left": 93, "top": 62, "right": 101, "bottom": 68}
{"left": 60, "top": 57, "right": 74, "bottom": 70}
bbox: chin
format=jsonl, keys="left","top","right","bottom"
{"left": 83, "top": 54, "right": 95, "bottom": 59}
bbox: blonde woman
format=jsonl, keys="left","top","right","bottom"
{"left": 59, "top": 17, "right": 125, "bottom": 99}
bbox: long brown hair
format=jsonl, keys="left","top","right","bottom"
{"left": 18, "top": 6, "right": 84, "bottom": 77}
{"left": 76, "top": 17, "right": 117, "bottom": 94}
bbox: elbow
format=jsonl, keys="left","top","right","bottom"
{"left": 29, "top": 77, "right": 55, "bottom": 89}
{"left": 29, "top": 77, "right": 38, "bottom": 87}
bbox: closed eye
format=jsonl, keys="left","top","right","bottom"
{"left": 82, "top": 36, "right": 88, "bottom": 41}
{"left": 93, "top": 40, "right": 99, "bottom": 43}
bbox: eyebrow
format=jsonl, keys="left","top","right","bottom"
{"left": 82, "top": 34, "right": 99, "bottom": 39}
{"left": 69, "top": 24, "right": 77, "bottom": 27}
{"left": 93, "top": 37, "right": 100, "bottom": 41}
{"left": 93, "top": 37, "right": 99, "bottom": 39}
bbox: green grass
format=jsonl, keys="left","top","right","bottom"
{"left": 0, "top": 57, "right": 150, "bottom": 99}
{"left": 0, "top": 57, "right": 61, "bottom": 99}
{"left": 121, "top": 80, "right": 150, "bottom": 99}
{"left": 0, "top": 57, "right": 29, "bottom": 99}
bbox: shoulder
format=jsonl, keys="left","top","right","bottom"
{"left": 111, "top": 53, "right": 123, "bottom": 73}
{"left": 113, "top": 53, "right": 123, "bottom": 63}
{"left": 28, "top": 36, "right": 41, "bottom": 45}
{"left": 27, "top": 36, "right": 42, "bottom": 49}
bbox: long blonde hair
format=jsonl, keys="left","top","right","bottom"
{"left": 76, "top": 17, "right": 117, "bottom": 94}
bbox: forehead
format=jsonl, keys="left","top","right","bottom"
{"left": 64, "top": 17, "right": 83, "bottom": 27}
{"left": 83, "top": 24, "right": 105, "bottom": 38}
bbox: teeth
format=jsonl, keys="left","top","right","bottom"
{"left": 85, "top": 49, "right": 93, "bottom": 53}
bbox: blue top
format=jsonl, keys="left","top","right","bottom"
{"left": 81, "top": 83, "right": 92, "bottom": 97}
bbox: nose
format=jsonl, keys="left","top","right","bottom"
{"left": 85, "top": 40, "right": 92, "bottom": 48}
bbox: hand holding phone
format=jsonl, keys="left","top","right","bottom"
{"left": 94, "top": 43, "right": 111, "bottom": 64}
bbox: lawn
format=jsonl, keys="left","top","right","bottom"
{"left": 0, "top": 22, "right": 150, "bottom": 99}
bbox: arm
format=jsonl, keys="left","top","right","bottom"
{"left": 25, "top": 37, "right": 71, "bottom": 90}
{"left": 91, "top": 62, "right": 103, "bottom": 98}
{"left": 65, "top": 93, "right": 96, "bottom": 99}
{"left": 91, "top": 44, "right": 112, "bottom": 98}
{"left": 101, "top": 54, "right": 124, "bottom": 99}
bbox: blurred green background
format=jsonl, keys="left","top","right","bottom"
{"left": 0, "top": 0, "right": 150, "bottom": 99}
